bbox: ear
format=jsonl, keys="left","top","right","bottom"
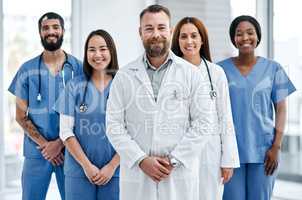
{"left": 139, "top": 27, "right": 142, "bottom": 38}
{"left": 170, "top": 26, "right": 174, "bottom": 36}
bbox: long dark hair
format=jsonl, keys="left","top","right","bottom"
{"left": 172, "top": 17, "right": 212, "bottom": 62}
{"left": 83, "top": 29, "right": 119, "bottom": 78}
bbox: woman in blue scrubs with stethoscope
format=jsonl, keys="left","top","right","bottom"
{"left": 218, "top": 15, "right": 296, "bottom": 200}
{"left": 54, "top": 29, "right": 120, "bottom": 200}
{"left": 171, "top": 17, "right": 240, "bottom": 200}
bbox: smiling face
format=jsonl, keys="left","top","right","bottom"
{"left": 40, "top": 19, "right": 64, "bottom": 51}
{"left": 178, "top": 23, "right": 203, "bottom": 58}
{"left": 139, "top": 11, "right": 172, "bottom": 58}
{"left": 87, "top": 35, "right": 111, "bottom": 73}
{"left": 234, "top": 21, "right": 258, "bottom": 54}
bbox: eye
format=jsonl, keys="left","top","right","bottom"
{"left": 53, "top": 25, "right": 61, "bottom": 30}
{"left": 88, "top": 48, "right": 96, "bottom": 52}
{"left": 179, "top": 34, "right": 187, "bottom": 39}
{"left": 191, "top": 33, "right": 199, "bottom": 39}
{"left": 247, "top": 31, "right": 255, "bottom": 35}
{"left": 144, "top": 27, "right": 153, "bottom": 32}
{"left": 41, "top": 26, "right": 49, "bottom": 31}
{"left": 158, "top": 26, "right": 166, "bottom": 31}
{"left": 235, "top": 32, "right": 243, "bottom": 37}
{"left": 100, "top": 47, "right": 109, "bottom": 52}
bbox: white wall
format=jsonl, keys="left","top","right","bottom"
{"left": 0, "top": 0, "right": 5, "bottom": 194}
{"left": 72, "top": 0, "right": 234, "bottom": 64}
{"left": 72, "top": 0, "right": 153, "bottom": 66}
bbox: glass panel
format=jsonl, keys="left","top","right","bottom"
{"left": 230, "top": 0, "right": 256, "bottom": 18}
{"left": 273, "top": 0, "right": 302, "bottom": 178}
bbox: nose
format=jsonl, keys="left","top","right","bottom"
{"left": 242, "top": 33, "right": 249, "bottom": 40}
{"left": 45, "top": 28, "right": 56, "bottom": 36}
{"left": 187, "top": 37, "right": 193, "bottom": 44}
{"left": 152, "top": 28, "right": 161, "bottom": 38}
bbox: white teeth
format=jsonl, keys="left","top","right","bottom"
{"left": 185, "top": 47, "right": 194, "bottom": 51}
{"left": 242, "top": 44, "right": 251, "bottom": 47}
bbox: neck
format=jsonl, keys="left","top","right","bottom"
{"left": 42, "top": 49, "right": 64, "bottom": 62}
{"left": 183, "top": 55, "right": 201, "bottom": 66}
{"left": 91, "top": 70, "right": 111, "bottom": 83}
{"left": 236, "top": 52, "right": 257, "bottom": 66}
{"left": 147, "top": 52, "right": 169, "bottom": 69}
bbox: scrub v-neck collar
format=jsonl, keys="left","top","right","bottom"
{"left": 229, "top": 56, "right": 262, "bottom": 79}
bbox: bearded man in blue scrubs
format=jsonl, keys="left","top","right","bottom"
{"left": 8, "top": 12, "right": 82, "bottom": 200}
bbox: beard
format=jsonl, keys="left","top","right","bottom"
{"left": 143, "top": 36, "right": 170, "bottom": 58}
{"left": 40, "top": 34, "right": 63, "bottom": 51}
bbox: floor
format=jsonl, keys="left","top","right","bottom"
{"left": 3, "top": 177, "right": 302, "bottom": 200}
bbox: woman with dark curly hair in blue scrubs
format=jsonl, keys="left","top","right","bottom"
{"left": 218, "top": 15, "right": 296, "bottom": 200}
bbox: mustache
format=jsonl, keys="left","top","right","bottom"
{"left": 45, "top": 34, "right": 59, "bottom": 39}
{"left": 148, "top": 37, "right": 166, "bottom": 44}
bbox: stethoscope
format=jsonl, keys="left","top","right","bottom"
{"left": 36, "top": 51, "right": 74, "bottom": 102}
{"left": 201, "top": 56, "right": 217, "bottom": 100}
{"left": 78, "top": 77, "right": 112, "bottom": 113}
{"left": 79, "top": 79, "right": 89, "bottom": 113}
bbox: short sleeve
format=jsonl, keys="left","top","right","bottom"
{"left": 8, "top": 65, "right": 29, "bottom": 101}
{"left": 54, "top": 80, "right": 76, "bottom": 117}
{"left": 271, "top": 64, "right": 296, "bottom": 103}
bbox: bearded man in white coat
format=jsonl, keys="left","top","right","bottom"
{"left": 106, "top": 4, "right": 212, "bottom": 200}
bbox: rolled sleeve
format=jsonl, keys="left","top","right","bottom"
{"left": 59, "top": 114, "right": 75, "bottom": 142}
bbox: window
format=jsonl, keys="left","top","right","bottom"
{"left": 273, "top": 0, "right": 302, "bottom": 179}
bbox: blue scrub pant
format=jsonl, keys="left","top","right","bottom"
{"left": 22, "top": 158, "right": 65, "bottom": 200}
{"left": 223, "top": 163, "right": 277, "bottom": 200}
{"left": 65, "top": 176, "right": 119, "bottom": 200}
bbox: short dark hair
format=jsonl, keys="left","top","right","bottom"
{"left": 139, "top": 4, "right": 171, "bottom": 21}
{"left": 83, "top": 29, "right": 119, "bottom": 78}
{"left": 38, "top": 12, "right": 65, "bottom": 32}
{"left": 229, "top": 15, "right": 261, "bottom": 47}
{"left": 172, "top": 17, "right": 212, "bottom": 62}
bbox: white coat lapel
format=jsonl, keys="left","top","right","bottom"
{"left": 129, "top": 60, "right": 155, "bottom": 100}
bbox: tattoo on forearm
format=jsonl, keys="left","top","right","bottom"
{"left": 19, "top": 115, "right": 42, "bottom": 141}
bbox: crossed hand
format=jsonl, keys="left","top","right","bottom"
{"left": 139, "top": 156, "right": 174, "bottom": 183}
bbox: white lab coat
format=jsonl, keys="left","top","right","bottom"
{"left": 106, "top": 52, "right": 212, "bottom": 200}
{"left": 197, "top": 60, "right": 240, "bottom": 200}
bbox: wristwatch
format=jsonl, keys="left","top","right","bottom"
{"left": 169, "top": 155, "right": 181, "bottom": 168}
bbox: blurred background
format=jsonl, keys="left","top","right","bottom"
{"left": 0, "top": 0, "right": 301, "bottom": 199}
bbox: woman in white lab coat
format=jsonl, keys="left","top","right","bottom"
{"left": 172, "top": 17, "right": 240, "bottom": 200}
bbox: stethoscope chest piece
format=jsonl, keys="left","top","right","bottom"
{"left": 79, "top": 103, "right": 88, "bottom": 113}
{"left": 209, "top": 90, "right": 217, "bottom": 100}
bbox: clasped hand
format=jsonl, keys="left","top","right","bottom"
{"left": 38, "top": 139, "right": 64, "bottom": 166}
{"left": 83, "top": 163, "right": 116, "bottom": 185}
{"left": 139, "top": 156, "right": 173, "bottom": 183}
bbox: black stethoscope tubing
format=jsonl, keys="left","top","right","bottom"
{"left": 79, "top": 76, "right": 113, "bottom": 113}
{"left": 37, "top": 51, "right": 73, "bottom": 102}
{"left": 201, "top": 56, "right": 216, "bottom": 99}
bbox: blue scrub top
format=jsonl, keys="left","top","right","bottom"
{"left": 8, "top": 54, "right": 83, "bottom": 159}
{"left": 218, "top": 57, "right": 296, "bottom": 163}
{"left": 54, "top": 75, "right": 119, "bottom": 178}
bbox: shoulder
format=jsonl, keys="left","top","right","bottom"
{"left": 70, "top": 74, "right": 87, "bottom": 85}
{"left": 19, "top": 55, "right": 40, "bottom": 72}
{"left": 259, "top": 57, "right": 282, "bottom": 70}
{"left": 67, "top": 54, "right": 83, "bottom": 68}
{"left": 199, "top": 59, "right": 227, "bottom": 82}
{"left": 67, "top": 75, "right": 87, "bottom": 92}
{"left": 216, "top": 57, "right": 232, "bottom": 69}
{"left": 204, "top": 59, "right": 226, "bottom": 75}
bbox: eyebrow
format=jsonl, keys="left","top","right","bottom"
{"left": 88, "top": 45, "right": 108, "bottom": 48}
{"left": 180, "top": 31, "right": 199, "bottom": 34}
{"left": 236, "top": 28, "right": 255, "bottom": 32}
